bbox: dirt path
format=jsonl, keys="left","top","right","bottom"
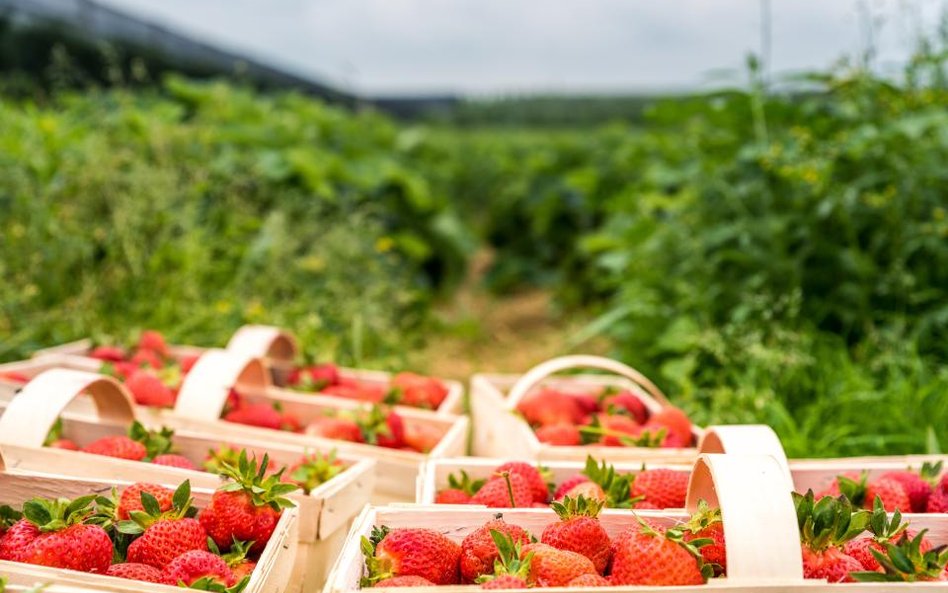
{"left": 412, "top": 251, "right": 610, "bottom": 380}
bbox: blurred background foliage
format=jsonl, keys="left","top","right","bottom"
{"left": 1, "top": 29, "right": 947, "bottom": 456}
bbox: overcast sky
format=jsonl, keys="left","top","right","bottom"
{"left": 96, "top": 0, "right": 944, "bottom": 96}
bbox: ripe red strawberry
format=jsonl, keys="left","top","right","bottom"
{"left": 376, "top": 410, "right": 406, "bottom": 449}
{"left": 125, "top": 481, "right": 209, "bottom": 569}
{"left": 634, "top": 500, "right": 660, "bottom": 509}
{"left": 599, "top": 389, "right": 648, "bottom": 424}
{"left": 137, "top": 330, "right": 169, "bottom": 358}
{"left": 81, "top": 435, "right": 147, "bottom": 461}
{"left": 493, "top": 462, "right": 549, "bottom": 503}
{"left": 521, "top": 543, "right": 596, "bottom": 587}
{"left": 199, "top": 452, "right": 297, "bottom": 554}
{"left": 283, "top": 451, "right": 345, "bottom": 494}
{"left": 48, "top": 439, "right": 79, "bottom": 450}
{"left": 535, "top": 424, "right": 581, "bottom": 446}
{"left": 801, "top": 546, "right": 863, "bottom": 582}
{"left": 594, "top": 414, "right": 642, "bottom": 446}
{"left": 865, "top": 478, "right": 911, "bottom": 512}
{"left": 849, "top": 529, "right": 948, "bottom": 582}
{"left": 305, "top": 416, "right": 364, "bottom": 442}
{"left": 554, "top": 475, "right": 591, "bottom": 500}
{"left": 794, "top": 490, "right": 867, "bottom": 583}
{"left": 126, "top": 370, "right": 175, "bottom": 408}
{"left": 645, "top": 407, "right": 693, "bottom": 446}
{"left": 683, "top": 500, "right": 727, "bottom": 575}
{"left": 404, "top": 421, "right": 443, "bottom": 453}
{"left": 560, "top": 481, "right": 606, "bottom": 504}
{"left": 118, "top": 483, "right": 174, "bottom": 521}
{"left": 631, "top": 468, "right": 689, "bottom": 509}
{"left": 471, "top": 473, "right": 533, "bottom": 508}
{"left": 152, "top": 454, "right": 197, "bottom": 470}
{"left": 391, "top": 372, "right": 449, "bottom": 410}
{"left": 927, "top": 480, "right": 948, "bottom": 512}
{"left": 376, "top": 575, "right": 436, "bottom": 587}
{"left": 18, "top": 495, "right": 112, "bottom": 573}
{"left": 362, "top": 526, "right": 461, "bottom": 585}
{"left": 460, "top": 518, "right": 531, "bottom": 582}
{"left": 517, "top": 388, "right": 584, "bottom": 427}
{"left": 570, "top": 456, "right": 637, "bottom": 508}
{"left": 567, "top": 573, "right": 610, "bottom": 587}
{"left": 224, "top": 402, "right": 283, "bottom": 430}
{"left": 0, "top": 519, "right": 40, "bottom": 562}
{"left": 436, "top": 490, "right": 472, "bottom": 504}
{"left": 280, "top": 412, "right": 302, "bottom": 432}
{"left": 90, "top": 345, "right": 126, "bottom": 362}
{"left": 130, "top": 348, "right": 164, "bottom": 370}
{"left": 107, "top": 562, "right": 168, "bottom": 584}
{"left": 481, "top": 575, "right": 527, "bottom": 589}
{"left": 844, "top": 498, "right": 926, "bottom": 572}
{"left": 817, "top": 471, "right": 864, "bottom": 499}
{"left": 179, "top": 354, "right": 200, "bottom": 374}
{"left": 542, "top": 496, "right": 612, "bottom": 573}
{"left": 437, "top": 470, "right": 484, "bottom": 505}
{"left": 882, "top": 465, "right": 938, "bottom": 513}
{"left": 610, "top": 519, "right": 708, "bottom": 585}
{"left": 163, "top": 550, "right": 235, "bottom": 587}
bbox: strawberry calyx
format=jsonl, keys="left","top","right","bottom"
{"left": 117, "top": 480, "right": 196, "bottom": 535}
{"left": 360, "top": 525, "right": 394, "bottom": 586}
{"left": 852, "top": 529, "right": 948, "bottom": 582}
{"left": 0, "top": 505, "right": 22, "bottom": 530}
{"left": 217, "top": 451, "right": 298, "bottom": 511}
{"left": 382, "top": 388, "right": 403, "bottom": 406}
{"left": 919, "top": 461, "right": 943, "bottom": 487}
{"left": 128, "top": 420, "right": 176, "bottom": 460}
{"left": 550, "top": 495, "right": 604, "bottom": 520}
{"left": 289, "top": 450, "right": 345, "bottom": 494}
{"left": 793, "top": 490, "right": 870, "bottom": 552}
{"left": 683, "top": 499, "right": 723, "bottom": 534}
{"left": 865, "top": 496, "right": 908, "bottom": 543}
{"left": 208, "top": 537, "right": 255, "bottom": 570}
{"left": 476, "top": 529, "right": 534, "bottom": 585}
{"left": 446, "top": 469, "right": 486, "bottom": 496}
{"left": 834, "top": 471, "right": 869, "bottom": 507}
{"left": 43, "top": 417, "right": 66, "bottom": 447}
{"left": 188, "top": 575, "right": 251, "bottom": 593}
{"left": 578, "top": 416, "right": 667, "bottom": 448}
{"left": 354, "top": 405, "right": 393, "bottom": 445}
{"left": 582, "top": 455, "right": 639, "bottom": 508}
{"left": 22, "top": 494, "right": 97, "bottom": 532}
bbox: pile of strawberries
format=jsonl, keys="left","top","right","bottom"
{"left": 360, "top": 495, "right": 724, "bottom": 588}
{"left": 223, "top": 394, "right": 443, "bottom": 453}
{"left": 0, "top": 454, "right": 296, "bottom": 589}
{"left": 813, "top": 462, "right": 946, "bottom": 513}
{"left": 435, "top": 457, "right": 689, "bottom": 510}
{"left": 516, "top": 386, "right": 695, "bottom": 449}
{"left": 796, "top": 490, "right": 948, "bottom": 582}
{"left": 288, "top": 364, "right": 449, "bottom": 411}
{"left": 46, "top": 419, "right": 345, "bottom": 495}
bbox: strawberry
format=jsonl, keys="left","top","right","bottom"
{"left": 436, "top": 490, "right": 472, "bottom": 504}
{"left": 81, "top": 435, "right": 146, "bottom": 461}
{"left": 793, "top": 490, "right": 870, "bottom": 583}
{"left": 118, "top": 483, "right": 174, "bottom": 521}
{"left": 567, "top": 573, "right": 609, "bottom": 587}
{"left": 280, "top": 412, "right": 303, "bottom": 432}
{"left": 521, "top": 543, "right": 596, "bottom": 586}
{"left": 130, "top": 348, "right": 164, "bottom": 370}
{"left": 610, "top": 518, "right": 709, "bottom": 585}
{"left": 204, "top": 445, "right": 281, "bottom": 477}
{"left": 305, "top": 416, "right": 364, "bottom": 442}
{"left": 354, "top": 406, "right": 406, "bottom": 449}
{"left": 683, "top": 500, "right": 726, "bottom": 575}
{"left": 375, "top": 575, "right": 436, "bottom": 587}
{"left": 0, "top": 370, "right": 30, "bottom": 383}
{"left": 107, "top": 562, "right": 168, "bottom": 584}
{"left": 481, "top": 575, "right": 527, "bottom": 589}
{"left": 322, "top": 382, "right": 387, "bottom": 403}
{"left": 18, "top": 495, "right": 112, "bottom": 573}
{"left": 437, "top": 470, "right": 485, "bottom": 504}
{"left": 517, "top": 388, "right": 584, "bottom": 427}
{"left": 573, "top": 456, "right": 636, "bottom": 508}
{"left": 928, "top": 476, "right": 948, "bottom": 512}
{"left": 631, "top": 468, "right": 689, "bottom": 509}
{"left": 199, "top": 451, "right": 297, "bottom": 554}
{"left": 460, "top": 518, "right": 531, "bottom": 582}
{"left": 126, "top": 370, "right": 175, "bottom": 408}
{"left": 542, "top": 496, "right": 612, "bottom": 573}
{"left": 471, "top": 472, "right": 533, "bottom": 508}
{"left": 593, "top": 414, "right": 641, "bottom": 446}
{"left": 224, "top": 402, "right": 284, "bottom": 430}
{"left": 90, "top": 345, "right": 126, "bottom": 362}
{"left": 493, "top": 462, "right": 549, "bottom": 503}
{"left": 289, "top": 363, "right": 340, "bottom": 391}
{"left": 123, "top": 481, "right": 209, "bottom": 568}
{"left": 362, "top": 526, "right": 461, "bottom": 586}
{"left": 152, "top": 454, "right": 197, "bottom": 470}
{"left": 219, "top": 539, "right": 256, "bottom": 582}
{"left": 844, "top": 498, "right": 927, "bottom": 572}
{"left": 850, "top": 529, "right": 948, "bottom": 582}
{"left": 816, "top": 471, "right": 864, "bottom": 499}
{"left": 0, "top": 519, "right": 39, "bottom": 562}
{"left": 391, "top": 372, "right": 449, "bottom": 410}
{"left": 882, "top": 461, "right": 941, "bottom": 513}
{"left": 554, "top": 475, "right": 591, "bottom": 500}
{"left": 599, "top": 388, "right": 648, "bottom": 424}
{"left": 474, "top": 529, "right": 533, "bottom": 589}
{"left": 137, "top": 330, "right": 169, "bottom": 358}
{"left": 535, "top": 424, "right": 581, "bottom": 446}
{"left": 179, "top": 354, "right": 200, "bottom": 374}
{"left": 645, "top": 407, "right": 693, "bottom": 446}
{"left": 865, "top": 478, "right": 912, "bottom": 513}
{"left": 163, "top": 549, "right": 235, "bottom": 588}
{"left": 48, "top": 439, "right": 79, "bottom": 450}
{"left": 404, "top": 422, "right": 444, "bottom": 453}
{"left": 284, "top": 451, "right": 345, "bottom": 494}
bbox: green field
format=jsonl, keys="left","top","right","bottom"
{"left": 1, "top": 48, "right": 946, "bottom": 457}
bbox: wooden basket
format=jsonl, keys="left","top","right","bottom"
{"left": 0, "top": 446, "right": 298, "bottom": 593}
{"left": 24, "top": 324, "right": 465, "bottom": 416}
{"left": 416, "top": 456, "right": 693, "bottom": 505}
{"left": 153, "top": 349, "right": 468, "bottom": 502}
{"left": 0, "top": 368, "right": 375, "bottom": 592}
{"left": 469, "top": 355, "right": 701, "bottom": 463}
{"left": 328, "top": 453, "right": 948, "bottom": 592}
{"left": 701, "top": 425, "right": 948, "bottom": 500}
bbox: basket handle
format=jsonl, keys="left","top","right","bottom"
{"left": 0, "top": 369, "right": 136, "bottom": 448}
{"left": 687, "top": 454, "right": 803, "bottom": 582}
{"left": 698, "top": 425, "right": 793, "bottom": 490}
{"left": 225, "top": 325, "right": 298, "bottom": 362}
{"left": 505, "top": 355, "right": 669, "bottom": 408}
{"left": 173, "top": 349, "right": 271, "bottom": 420}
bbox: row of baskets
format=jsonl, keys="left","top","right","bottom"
{"left": 0, "top": 325, "right": 944, "bottom": 592}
